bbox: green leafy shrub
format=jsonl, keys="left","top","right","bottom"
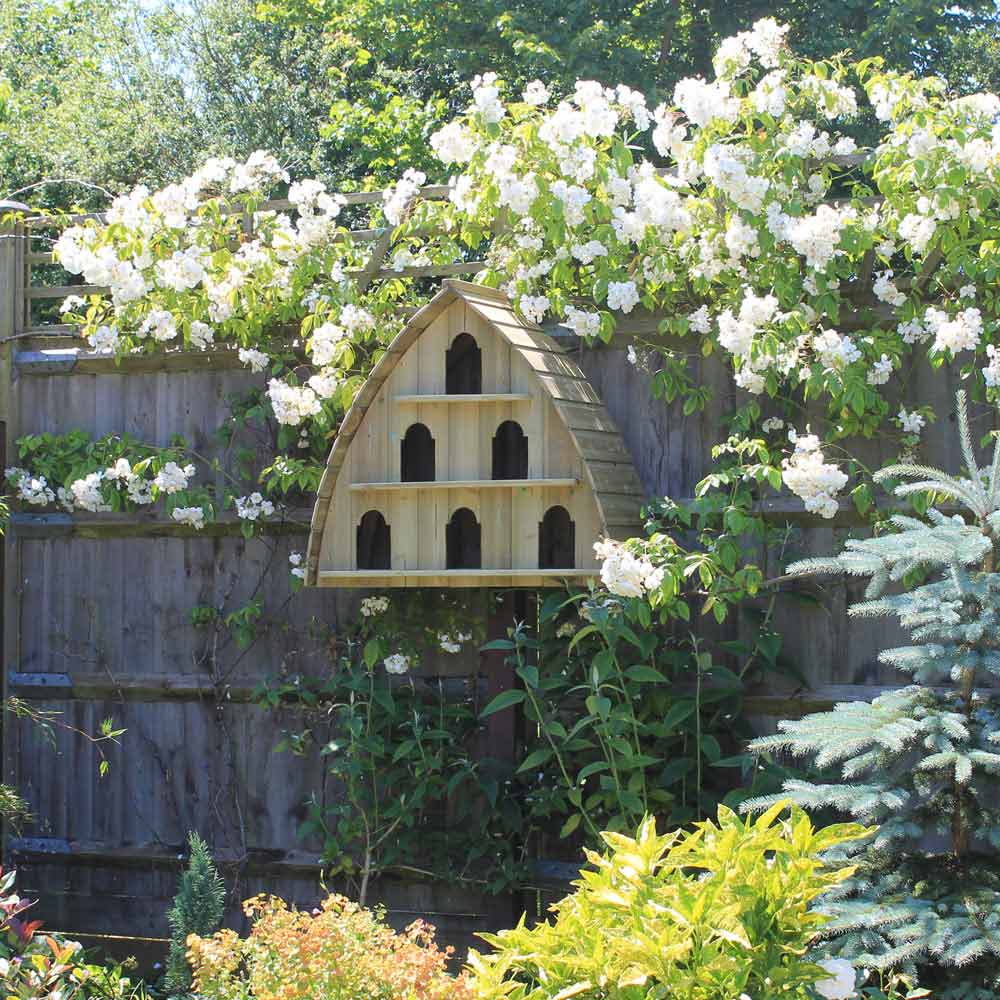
{"left": 260, "top": 592, "right": 528, "bottom": 897}
{"left": 467, "top": 804, "right": 870, "bottom": 1000}
{"left": 490, "top": 580, "right": 792, "bottom": 854}
{"left": 187, "top": 891, "right": 469, "bottom": 1000}
{"left": 264, "top": 573, "right": 792, "bottom": 896}
{"left": 164, "top": 832, "right": 226, "bottom": 996}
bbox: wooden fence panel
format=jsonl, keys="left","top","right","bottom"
{"left": 15, "top": 534, "right": 341, "bottom": 683}
{"left": 575, "top": 343, "right": 983, "bottom": 696}
{"left": 3, "top": 210, "right": 520, "bottom": 957}
{"left": 3, "top": 193, "right": 994, "bottom": 964}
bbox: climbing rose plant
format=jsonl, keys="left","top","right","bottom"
{"left": 413, "top": 21, "right": 1000, "bottom": 519}
{"left": 30, "top": 17, "right": 1000, "bottom": 551}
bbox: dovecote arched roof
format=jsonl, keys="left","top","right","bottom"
{"left": 305, "top": 279, "right": 645, "bottom": 586}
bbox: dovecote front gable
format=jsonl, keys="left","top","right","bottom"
{"left": 306, "top": 280, "right": 645, "bottom": 587}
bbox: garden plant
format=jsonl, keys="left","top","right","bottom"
{"left": 164, "top": 832, "right": 226, "bottom": 997}
{"left": 749, "top": 391, "right": 1000, "bottom": 997}
{"left": 187, "top": 891, "right": 467, "bottom": 1000}
{"left": 467, "top": 804, "right": 914, "bottom": 1000}
{"left": 3, "top": 8, "right": 1000, "bottom": 997}
{"left": 0, "top": 866, "right": 151, "bottom": 999}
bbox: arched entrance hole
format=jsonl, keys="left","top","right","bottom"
{"left": 538, "top": 505, "right": 575, "bottom": 568}
{"left": 357, "top": 510, "right": 391, "bottom": 570}
{"left": 445, "top": 333, "right": 482, "bottom": 394}
{"left": 492, "top": 420, "right": 528, "bottom": 480}
{"left": 446, "top": 507, "right": 481, "bottom": 569}
{"left": 401, "top": 422, "right": 435, "bottom": 482}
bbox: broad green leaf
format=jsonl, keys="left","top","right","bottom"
{"left": 517, "top": 748, "right": 553, "bottom": 773}
{"left": 559, "top": 813, "right": 582, "bottom": 838}
{"left": 661, "top": 700, "right": 696, "bottom": 731}
{"left": 625, "top": 665, "right": 668, "bottom": 683}
{"left": 480, "top": 689, "right": 526, "bottom": 717}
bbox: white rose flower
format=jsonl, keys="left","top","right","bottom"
{"left": 87, "top": 325, "right": 120, "bottom": 354}
{"left": 813, "top": 329, "right": 861, "bottom": 369}
{"left": 360, "top": 596, "right": 390, "bottom": 617}
{"left": 814, "top": 958, "right": 856, "bottom": 1000}
{"left": 781, "top": 431, "right": 847, "bottom": 518}
{"left": 142, "top": 309, "right": 178, "bottom": 343}
{"left": 897, "top": 408, "right": 925, "bottom": 435}
{"left": 383, "top": 169, "right": 426, "bottom": 226}
{"left": 593, "top": 538, "right": 662, "bottom": 598}
{"left": 983, "top": 344, "right": 1000, "bottom": 387}
{"left": 238, "top": 348, "right": 270, "bottom": 373}
{"left": 430, "top": 121, "right": 478, "bottom": 164}
{"left": 673, "top": 77, "right": 739, "bottom": 128}
{"left": 866, "top": 354, "right": 893, "bottom": 386}
{"left": 518, "top": 295, "right": 550, "bottom": 325}
{"left": 59, "top": 294, "right": 87, "bottom": 315}
{"left": 7, "top": 467, "right": 55, "bottom": 506}
{"left": 171, "top": 506, "right": 206, "bottom": 530}
{"left": 607, "top": 280, "right": 640, "bottom": 314}
{"left": 268, "top": 379, "right": 322, "bottom": 426}
{"left": 925, "top": 305, "right": 982, "bottom": 355}
{"left": 562, "top": 306, "right": 602, "bottom": 338}
{"left": 688, "top": 305, "right": 712, "bottom": 333}
{"left": 69, "top": 472, "right": 111, "bottom": 512}
{"left": 471, "top": 72, "right": 505, "bottom": 123}
{"left": 383, "top": 653, "right": 411, "bottom": 675}
{"left": 154, "top": 461, "right": 195, "bottom": 494}
{"left": 105, "top": 458, "right": 132, "bottom": 482}
{"left": 126, "top": 475, "right": 153, "bottom": 505}
{"left": 235, "top": 493, "right": 275, "bottom": 521}
{"left": 438, "top": 632, "right": 463, "bottom": 654}
{"left": 189, "top": 322, "right": 214, "bottom": 350}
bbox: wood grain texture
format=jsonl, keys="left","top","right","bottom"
{"left": 348, "top": 478, "right": 579, "bottom": 492}
{"left": 394, "top": 392, "right": 531, "bottom": 404}
{"left": 318, "top": 569, "right": 598, "bottom": 587}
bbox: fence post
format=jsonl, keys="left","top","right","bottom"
{"left": 479, "top": 588, "right": 536, "bottom": 934}
{"left": 0, "top": 202, "right": 27, "bottom": 859}
{"left": 480, "top": 589, "right": 537, "bottom": 764}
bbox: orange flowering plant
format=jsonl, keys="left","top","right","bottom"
{"left": 186, "top": 892, "right": 470, "bottom": 1000}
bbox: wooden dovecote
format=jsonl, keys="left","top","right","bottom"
{"left": 305, "top": 280, "right": 645, "bottom": 587}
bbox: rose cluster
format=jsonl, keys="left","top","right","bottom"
{"left": 780, "top": 431, "right": 848, "bottom": 518}
{"left": 593, "top": 538, "right": 665, "bottom": 598}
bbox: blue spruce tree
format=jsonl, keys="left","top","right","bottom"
{"left": 748, "top": 391, "right": 1000, "bottom": 998}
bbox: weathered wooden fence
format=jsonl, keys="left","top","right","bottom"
{"left": 0, "top": 199, "right": 525, "bottom": 962}
{"left": 0, "top": 189, "right": 982, "bottom": 962}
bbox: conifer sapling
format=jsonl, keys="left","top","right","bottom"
{"left": 164, "top": 831, "right": 226, "bottom": 996}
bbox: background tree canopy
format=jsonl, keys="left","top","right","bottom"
{"left": 2, "top": 0, "right": 999, "bottom": 210}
